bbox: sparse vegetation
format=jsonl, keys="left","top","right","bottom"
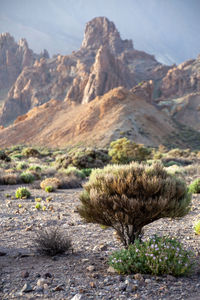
{"left": 109, "top": 235, "right": 194, "bottom": 276}
{"left": 20, "top": 171, "right": 35, "bottom": 183}
{"left": 78, "top": 162, "right": 191, "bottom": 247}
{"left": 40, "top": 177, "right": 61, "bottom": 190}
{"left": 188, "top": 179, "right": 200, "bottom": 194}
{"left": 15, "top": 187, "right": 31, "bottom": 199}
{"left": 45, "top": 185, "right": 54, "bottom": 193}
{"left": 108, "top": 137, "right": 151, "bottom": 164}
{"left": 194, "top": 220, "right": 200, "bottom": 235}
{"left": 33, "top": 227, "right": 72, "bottom": 256}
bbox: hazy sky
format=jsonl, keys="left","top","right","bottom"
{"left": 0, "top": 0, "right": 200, "bottom": 64}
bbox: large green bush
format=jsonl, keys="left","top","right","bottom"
{"left": 108, "top": 137, "right": 151, "bottom": 164}
{"left": 109, "top": 235, "right": 194, "bottom": 276}
{"left": 78, "top": 162, "right": 191, "bottom": 247}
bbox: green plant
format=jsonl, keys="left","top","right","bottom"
{"left": 194, "top": 220, "right": 200, "bottom": 235}
{"left": 81, "top": 168, "right": 92, "bottom": 177}
{"left": 28, "top": 165, "right": 41, "bottom": 172}
{"left": 20, "top": 172, "right": 35, "bottom": 183}
{"left": 188, "top": 179, "right": 200, "bottom": 194}
{"left": 45, "top": 185, "right": 54, "bottom": 193}
{"left": 108, "top": 137, "right": 151, "bottom": 164}
{"left": 78, "top": 162, "right": 191, "bottom": 247}
{"left": 33, "top": 227, "right": 72, "bottom": 256}
{"left": 109, "top": 235, "right": 194, "bottom": 276}
{"left": 22, "top": 147, "right": 40, "bottom": 157}
{"left": 16, "top": 162, "right": 28, "bottom": 170}
{"left": 35, "top": 203, "right": 42, "bottom": 210}
{"left": 40, "top": 177, "right": 61, "bottom": 190}
{"left": 64, "top": 166, "right": 85, "bottom": 179}
{"left": 15, "top": 187, "right": 31, "bottom": 199}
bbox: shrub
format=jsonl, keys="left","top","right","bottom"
{"left": 58, "top": 175, "right": 82, "bottom": 189}
{"left": 56, "top": 148, "right": 110, "bottom": 169}
{"left": 45, "top": 185, "right": 54, "bottom": 193}
{"left": 40, "top": 177, "right": 61, "bottom": 190}
{"left": 188, "top": 179, "right": 200, "bottom": 194}
{"left": 2, "top": 173, "right": 19, "bottom": 184}
{"left": 194, "top": 220, "right": 200, "bottom": 235}
{"left": 20, "top": 172, "right": 35, "bottom": 183}
{"left": 15, "top": 187, "right": 31, "bottom": 199}
{"left": 29, "top": 165, "right": 41, "bottom": 172}
{"left": 16, "top": 162, "right": 28, "bottom": 170}
{"left": 35, "top": 203, "right": 42, "bottom": 210}
{"left": 109, "top": 235, "right": 194, "bottom": 276}
{"left": 81, "top": 168, "right": 92, "bottom": 177}
{"left": 0, "top": 150, "right": 11, "bottom": 162}
{"left": 78, "top": 162, "right": 191, "bottom": 247}
{"left": 22, "top": 147, "right": 40, "bottom": 157}
{"left": 64, "top": 166, "right": 85, "bottom": 179}
{"left": 33, "top": 227, "right": 72, "bottom": 256}
{"left": 108, "top": 137, "right": 151, "bottom": 164}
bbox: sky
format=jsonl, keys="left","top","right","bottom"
{"left": 0, "top": 0, "right": 200, "bottom": 65}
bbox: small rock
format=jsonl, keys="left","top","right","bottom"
{"left": 134, "top": 273, "right": 144, "bottom": 281}
{"left": 44, "top": 272, "right": 52, "bottom": 279}
{"left": 166, "top": 275, "right": 176, "bottom": 281}
{"left": 126, "top": 284, "right": 138, "bottom": 292}
{"left": 37, "top": 278, "right": 47, "bottom": 287}
{"left": 25, "top": 225, "right": 33, "bottom": 231}
{"left": 0, "top": 251, "right": 6, "bottom": 256}
{"left": 107, "top": 266, "right": 116, "bottom": 273}
{"left": 90, "top": 281, "right": 96, "bottom": 288}
{"left": 119, "top": 282, "right": 127, "bottom": 291}
{"left": 71, "top": 294, "right": 84, "bottom": 300}
{"left": 99, "top": 244, "right": 107, "bottom": 251}
{"left": 21, "top": 271, "right": 29, "bottom": 278}
{"left": 21, "top": 282, "right": 33, "bottom": 293}
{"left": 87, "top": 265, "right": 95, "bottom": 272}
{"left": 54, "top": 284, "right": 65, "bottom": 291}
{"left": 145, "top": 279, "right": 151, "bottom": 284}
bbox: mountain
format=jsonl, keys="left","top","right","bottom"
{"left": 0, "top": 16, "right": 200, "bottom": 149}
{"left": 0, "top": 17, "right": 169, "bottom": 126}
{"left": 1, "top": 0, "right": 200, "bottom": 65}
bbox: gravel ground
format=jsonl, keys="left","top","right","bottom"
{"left": 0, "top": 183, "right": 200, "bottom": 300}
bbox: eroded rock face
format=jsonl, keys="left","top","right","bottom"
{"left": 0, "top": 17, "right": 167, "bottom": 126}
{"left": 81, "top": 17, "right": 133, "bottom": 54}
{"left": 0, "top": 33, "right": 43, "bottom": 90}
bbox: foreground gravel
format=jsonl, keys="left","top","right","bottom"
{"left": 0, "top": 183, "right": 200, "bottom": 300}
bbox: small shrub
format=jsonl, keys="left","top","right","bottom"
{"left": 109, "top": 235, "right": 194, "bottom": 276}
{"left": 188, "top": 179, "right": 200, "bottom": 194}
{"left": 40, "top": 177, "right": 61, "bottom": 190}
{"left": 81, "top": 168, "right": 92, "bottom": 177}
{"left": 0, "top": 150, "right": 11, "bottom": 162}
{"left": 194, "top": 220, "right": 200, "bottom": 235}
{"left": 3, "top": 173, "right": 18, "bottom": 185}
{"left": 15, "top": 187, "right": 31, "bottom": 199}
{"left": 16, "top": 162, "right": 28, "bottom": 170}
{"left": 22, "top": 147, "right": 40, "bottom": 157}
{"left": 57, "top": 174, "right": 82, "bottom": 189}
{"left": 64, "top": 166, "right": 85, "bottom": 179}
{"left": 29, "top": 165, "right": 41, "bottom": 172}
{"left": 45, "top": 185, "right": 54, "bottom": 193}
{"left": 108, "top": 137, "right": 151, "bottom": 164}
{"left": 20, "top": 172, "right": 35, "bottom": 183}
{"left": 78, "top": 162, "right": 191, "bottom": 247}
{"left": 33, "top": 227, "right": 72, "bottom": 256}
{"left": 35, "top": 203, "right": 42, "bottom": 210}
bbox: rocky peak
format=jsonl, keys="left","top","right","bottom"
{"left": 81, "top": 17, "right": 133, "bottom": 54}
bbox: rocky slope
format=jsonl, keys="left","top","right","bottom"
{"left": 0, "top": 87, "right": 179, "bottom": 148}
{"left": 0, "top": 17, "right": 200, "bottom": 148}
